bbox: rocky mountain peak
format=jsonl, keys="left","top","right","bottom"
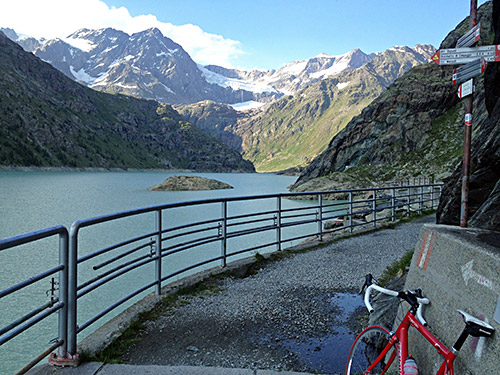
{"left": 413, "top": 44, "right": 437, "bottom": 60}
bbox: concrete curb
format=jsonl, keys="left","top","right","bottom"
{"left": 28, "top": 363, "right": 315, "bottom": 375}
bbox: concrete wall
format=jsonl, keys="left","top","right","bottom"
{"left": 403, "top": 224, "right": 500, "bottom": 374}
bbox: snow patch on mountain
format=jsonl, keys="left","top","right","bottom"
{"left": 336, "top": 81, "right": 350, "bottom": 90}
{"left": 64, "top": 37, "right": 96, "bottom": 52}
{"left": 199, "top": 65, "right": 279, "bottom": 94}
{"left": 230, "top": 100, "right": 266, "bottom": 111}
{"left": 310, "top": 59, "right": 348, "bottom": 79}
{"left": 70, "top": 66, "right": 96, "bottom": 84}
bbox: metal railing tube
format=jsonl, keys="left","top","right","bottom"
{"left": 348, "top": 191, "right": 353, "bottom": 233}
{"left": 221, "top": 201, "right": 227, "bottom": 267}
{"left": 281, "top": 218, "right": 318, "bottom": 228}
{"left": 0, "top": 302, "right": 63, "bottom": 346}
{"left": 161, "top": 234, "right": 221, "bottom": 254}
{"left": 78, "top": 254, "right": 153, "bottom": 292}
{"left": 161, "top": 218, "right": 221, "bottom": 236}
{"left": 391, "top": 188, "right": 396, "bottom": 222}
{"left": 317, "top": 194, "right": 323, "bottom": 242}
{"left": 77, "top": 256, "right": 154, "bottom": 299}
{"left": 276, "top": 196, "right": 282, "bottom": 251}
{"left": 372, "top": 189, "right": 377, "bottom": 227}
{"left": 227, "top": 209, "right": 277, "bottom": 222}
{"left": 226, "top": 215, "right": 275, "bottom": 228}
{"left": 163, "top": 225, "right": 220, "bottom": 241}
{"left": 407, "top": 187, "right": 411, "bottom": 216}
{"left": 0, "top": 300, "right": 56, "bottom": 337}
{"left": 0, "top": 265, "right": 63, "bottom": 299}
{"left": 15, "top": 340, "right": 63, "bottom": 375}
{"left": 227, "top": 225, "right": 276, "bottom": 239}
{"left": 155, "top": 209, "right": 162, "bottom": 295}
{"left": 419, "top": 186, "right": 423, "bottom": 214}
{"left": 93, "top": 240, "right": 154, "bottom": 271}
{"left": 161, "top": 237, "right": 221, "bottom": 258}
{"left": 0, "top": 225, "right": 67, "bottom": 251}
{"left": 161, "top": 255, "right": 225, "bottom": 283}
{"left": 77, "top": 281, "right": 156, "bottom": 333}
{"left": 79, "top": 232, "right": 155, "bottom": 263}
{"left": 431, "top": 185, "right": 435, "bottom": 208}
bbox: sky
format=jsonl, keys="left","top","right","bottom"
{"left": 0, "top": 0, "right": 491, "bottom": 70}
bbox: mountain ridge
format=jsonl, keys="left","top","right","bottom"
{"left": 4, "top": 26, "right": 434, "bottom": 108}
{"left": 0, "top": 30, "right": 254, "bottom": 172}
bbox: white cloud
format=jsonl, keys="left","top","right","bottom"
{"left": 0, "top": 0, "right": 243, "bottom": 67}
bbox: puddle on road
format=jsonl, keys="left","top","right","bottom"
{"left": 280, "top": 292, "right": 366, "bottom": 374}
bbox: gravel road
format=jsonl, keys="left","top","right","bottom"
{"left": 120, "top": 215, "right": 434, "bottom": 374}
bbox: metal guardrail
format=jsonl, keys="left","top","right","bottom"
{"left": 0, "top": 184, "right": 441, "bottom": 373}
{"left": 0, "top": 226, "right": 68, "bottom": 374}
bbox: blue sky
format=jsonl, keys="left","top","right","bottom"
{"left": 0, "top": 0, "right": 491, "bottom": 70}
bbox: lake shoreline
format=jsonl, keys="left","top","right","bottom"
{"left": 0, "top": 166, "right": 259, "bottom": 174}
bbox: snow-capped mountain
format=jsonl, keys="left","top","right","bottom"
{"left": 201, "top": 48, "right": 377, "bottom": 96}
{"left": 4, "top": 26, "right": 435, "bottom": 106}
{"left": 23, "top": 27, "right": 273, "bottom": 104}
{"left": 202, "top": 45, "right": 435, "bottom": 98}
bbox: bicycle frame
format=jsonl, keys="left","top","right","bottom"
{"left": 369, "top": 310, "right": 456, "bottom": 375}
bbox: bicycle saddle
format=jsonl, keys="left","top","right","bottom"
{"left": 458, "top": 310, "right": 495, "bottom": 337}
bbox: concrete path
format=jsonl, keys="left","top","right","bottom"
{"left": 28, "top": 363, "right": 315, "bottom": 375}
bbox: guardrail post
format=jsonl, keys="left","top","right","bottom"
{"left": 419, "top": 186, "right": 423, "bottom": 214}
{"left": 48, "top": 228, "right": 73, "bottom": 366}
{"left": 67, "top": 226, "right": 79, "bottom": 359}
{"left": 372, "top": 189, "right": 377, "bottom": 227}
{"left": 430, "top": 185, "right": 435, "bottom": 208}
{"left": 391, "top": 188, "right": 396, "bottom": 222}
{"left": 348, "top": 192, "right": 353, "bottom": 233}
{"left": 317, "top": 194, "right": 323, "bottom": 242}
{"left": 276, "top": 196, "right": 282, "bottom": 251}
{"left": 221, "top": 201, "right": 227, "bottom": 267}
{"left": 155, "top": 210, "right": 162, "bottom": 295}
{"left": 407, "top": 186, "right": 411, "bottom": 217}
{"left": 58, "top": 231, "right": 69, "bottom": 358}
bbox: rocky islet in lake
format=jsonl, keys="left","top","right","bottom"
{"left": 148, "top": 176, "right": 234, "bottom": 191}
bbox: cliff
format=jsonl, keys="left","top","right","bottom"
{"left": 437, "top": 0, "right": 500, "bottom": 232}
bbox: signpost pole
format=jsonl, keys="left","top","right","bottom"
{"left": 460, "top": 0, "right": 477, "bottom": 228}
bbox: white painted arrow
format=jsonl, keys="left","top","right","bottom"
{"left": 461, "top": 260, "right": 500, "bottom": 293}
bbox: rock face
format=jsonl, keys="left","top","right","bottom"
{"left": 174, "top": 101, "right": 248, "bottom": 152}
{"left": 437, "top": 1, "right": 500, "bottom": 232}
{"left": 149, "top": 176, "right": 233, "bottom": 191}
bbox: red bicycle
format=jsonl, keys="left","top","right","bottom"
{"left": 345, "top": 274, "right": 495, "bottom": 375}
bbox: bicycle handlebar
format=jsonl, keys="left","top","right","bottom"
{"left": 363, "top": 278, "right": 430, "bottom": 326}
